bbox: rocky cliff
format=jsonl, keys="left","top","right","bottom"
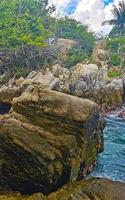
{"left": 0, "top": 75, "right": 103, "bottom": 195}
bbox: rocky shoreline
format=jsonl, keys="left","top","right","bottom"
{"left": 0, "top": 73, "right": 104, "bottom": 195}
{"left": 0, "top": 47, "right": 124, "bottom": 199}
{"left": 0, "top": 69, "right": 124, "bottom": 199}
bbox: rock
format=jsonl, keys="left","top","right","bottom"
{"left": 69, "top": 63, "right": 99, "bottom": 97}
{"left": 68, "top": 64, "right": 124, "bottom": 108}
{"left": 0, "top": 81, "right": 103, "bottom": 194}
{"left": 97, "top": 49, "right": 107, "bottom": 62}
{"left": 0, "top": 85, "right": 21, "bottom": 103}
{"left": 46, "top": 38, "right": 77, "bottom": 65}
{"left": 44, "top": 63, "right": 123, "bottom": 109}
{"left": 1, "top": 178, "right": 125, "bottom": 200}
{"left": 49, "top": 38, "right": 77, "bottom": 55}
{"left": 98, "top": 78, "right": 124, "bottom": 109}
{"left": 0, "top": 71, "right": 60, "bottom": 104}
{"left": 46, "top": 63, "right": 109, "bottom": 100}
{"left": 118, "top": 109, "right": 125, "bottom": 118}
{"left": 48, "top": 178, "right": 125, "bottom": 200}
{"left": 0, "top": 65, "right": 122, "bottom": 111}
{"left": 26, "top": 71, "right": 38, "bottom": 79}
{"left": 46, "top": 64, "right": 70, "bottom": 93}
{"left": 71, "top": 63, "right": 99, "bottom": 77}
{"left": 43, "top": 73, "right": 60, "bottom": 91}
{"left": 15, "top": 77, "right": 25, "bottom": 87}
{"left": 92, "top": 40, "right": 107, "bottom": 66}
{"left": 45, "top": 63, "right": 101, "bottom": 96}
{"left": 0, "top": 192, "right": 46, "bottom": 200}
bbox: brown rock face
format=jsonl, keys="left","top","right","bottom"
{"left": 1, "top": 178, "right": 125, "bottom": 200}
{"left": 48, "top": 178, "right": 125, "bottom": 200}
{"left": 0, "top": 81, "right": 103, "bottom": 195}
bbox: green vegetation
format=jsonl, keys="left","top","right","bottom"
{"left": 106, "top": 37, "right": 125, "bottom": 67}
{"left": 0, "top": 0, "right": 125, "bottom": 77}
{"left": 108, "top": 53, "right": 121, "bottom": 66}
{"left": 102, "top": 1, "right": 125, "bottom": 37}
{"left": 101, "top": 1, "right": 125, "bottom": 69}
{"left": 0, "top": 0, "right": 53, "bottom": 75}
{"left": 54, "top": 18, "right": 95, "bottom": 67}
{"left": 108, "top": 68, "right": 122, "bottom": 78}
{"left": 0, "top": 0, "right": 52, "bottom": 49}
{"left": 0, "top": 1, "right": 95, "bottom": 75}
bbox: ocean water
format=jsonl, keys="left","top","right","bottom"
{"left": 91, "top": 115, "right": 125, "bottom": 182}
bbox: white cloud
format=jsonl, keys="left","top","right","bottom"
{"left": 49, "top": 0, "right": 70, "bottom": 17}
{"left": 73, "top": 0, "right": 113, "bottom": 34}
{"left": 49, "top": 0, "right": 125, "bottom": 34}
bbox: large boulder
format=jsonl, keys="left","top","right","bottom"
{"left": 0, "top": 80, "right": 103, "bottom": 194}
{"left": 100, "top": 78, "right": 124, "bottom": 106}
{"left": 90, "top": 78, "right": 124, "bottom": 111}
{"left": 69, "top": 63, "right": 99, "bottom": 97}
{"left": 45, "top": 64, "right": 70, "bottom": 93}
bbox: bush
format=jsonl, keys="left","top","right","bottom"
{"left": 63, "top": 48, "right": 88, "bottom": 68}
{"left": 54, "top": 18, "right": 95, "bottom": 68}
{"left": 108, "top": 53, "right": 121, "bottom": 66}
{"left": 108, "top": 68, "right": 122, "bottom": 78}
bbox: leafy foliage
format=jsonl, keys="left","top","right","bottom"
{"left": 106, "top": 37, "right": 125, "bottom": 67}
{"left": 102, "top": 1, "right": 125, "bottom": 36}
{"left": 55, "top": 18, "right": 95, "bottom": 54}
{"left": 103, "top": 1, "right": 125, "bottom": 68}
{"left": 108, "top": 53, "right": 121, "bottom": 66}
{"left": 107, "top": 37, "right": 125, "bottom": 46}
{"left": 0, "top": 2, "right": 96, "bottom": 74}
{"left": 108, "top": 68, "right": 122, "bottom": 78}
{"left": 0, "top": 0, "right": 51, "bottom": 49}
{"left": 109, "top": 27, "right": 125, "bottom": 37}
{"left": 63, "top": 48, "right": 89, "bottom": 68}
{"left": 54, "top": 18, "right": 95, "bottom": 67}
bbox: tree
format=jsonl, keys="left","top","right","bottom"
{"left": 54, "top": 18, "right": 95, "bottom": 67}
{"left": 102, "top": 1, "right": 125, "bottom": 36}
{"left": 0, "top": 0, "right": 52, "bottom": 50}
{"left": 0, "top": 0, "right": 55, "bottom": 73}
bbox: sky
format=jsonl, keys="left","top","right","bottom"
{"left": 49, "top": 0, "right": 125, "bottom": 34}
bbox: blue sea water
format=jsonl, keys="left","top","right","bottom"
{"left": 91, "top": 116, "right": 125, "bottom": 182}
